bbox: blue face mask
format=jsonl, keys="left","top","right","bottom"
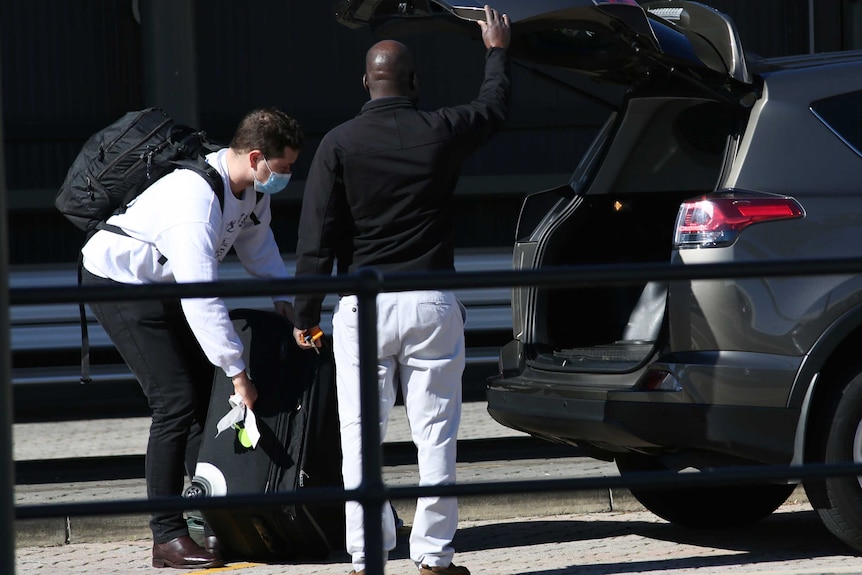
{"left": 253, "top": 156, "right": 291, "bottom": 195}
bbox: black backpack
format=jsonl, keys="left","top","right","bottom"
{"left": 56, "top": 107, "right": 224, "bottom": 235}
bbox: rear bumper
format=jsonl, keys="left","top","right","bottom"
{"left": 485, "top": 385, "right": 656, "bottom": 449}
{"left": 486, "top": 365, "right": 801, "bottom": 464}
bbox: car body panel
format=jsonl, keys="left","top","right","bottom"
{"left": 725, "top": 57, "right": 862, "bottom": 192}
{"left": 673, "top": 58, "right": 862, "bottom": 360}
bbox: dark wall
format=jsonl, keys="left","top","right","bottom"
{"left": 700, "top": 0, "right": 811, "bottom": 57}
{"left": 2, "top": 0, "right": 603, "bottom": 264}
{"left": 0, "top": 0, "right": 828, "bottom": 265}
{"left": 2, "top": 1, "right": 143, "bottom": 192}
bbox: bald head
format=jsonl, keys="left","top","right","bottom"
{"left": 363, "top": 40, "right": 417, "bottom": 100}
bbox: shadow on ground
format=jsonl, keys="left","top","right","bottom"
{"left": 384, "top": 507, "right": 858, "bottom": 574}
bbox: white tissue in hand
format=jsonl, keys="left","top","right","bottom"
{"left": 215, "top": 394, "right": 261, "bottom": 448}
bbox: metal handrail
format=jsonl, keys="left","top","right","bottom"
{"left": 17, "top": 459, "right": 862, "bottom": 522}
{"left": 12, "top": 257, "right": 862, "bottom": 307}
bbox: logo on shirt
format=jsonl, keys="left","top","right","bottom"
{"left": 215, "top": 212, "right": 251, "bottom": 260}
{"left": 225, "top": 212, "right": 252, "bottom": 234}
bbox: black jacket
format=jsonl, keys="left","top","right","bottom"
{"left": 294, "top": 47, "right": 510, "bottom": 329}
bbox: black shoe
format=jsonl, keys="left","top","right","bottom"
{"left": 152, "top": 535, "right": 224, "bottom": 569}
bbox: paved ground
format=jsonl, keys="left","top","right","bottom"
{"left": 13, "top": 402, "right": 628, "bottom": 544}
{"left": 15, "top": 503, "right": 862, "bottom": 575}
{"left": 12, "top": 402, "right": 862, "bottom": 574}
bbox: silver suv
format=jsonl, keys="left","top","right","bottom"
{"left": 338, "top": 0, "right": 862, "bottom": 553}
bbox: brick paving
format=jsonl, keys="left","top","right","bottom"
{"left": 15, "top": 504, "right": 862, "bottom": 575}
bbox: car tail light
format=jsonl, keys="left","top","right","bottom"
{"left": 673, "top": 193, "right": 804, "bottom": 249}
{"left": 636, "top": 369, "right": 682, "bottom": 391}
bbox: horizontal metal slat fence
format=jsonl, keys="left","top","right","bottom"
{"left": 11, "top": 257, "right": 862, "bottom": 575}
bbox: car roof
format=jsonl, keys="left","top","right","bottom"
{"left": 749, "top": 50, "right": 862, "bottom": 74}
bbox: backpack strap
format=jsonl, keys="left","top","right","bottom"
{"left": 95, "top": 167, "right": 264, "bottom": 243}
{"left": 77, "top": 252, "right": 92, "bottom": 384}
{"left": 94, "top": 158, "right": 225, "bottom": 242}
{"left": 249, "top": 191, "right": 264, "bottom": 225}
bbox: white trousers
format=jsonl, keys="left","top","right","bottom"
{"left": 332, "top": 290, "right": 466, "bottom": 571}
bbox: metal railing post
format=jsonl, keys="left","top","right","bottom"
{"left": 0, "top": 39, "right": 16, "bottom": 574}
{"left": 356, "top": 268, "right": 385, "bottom": 575}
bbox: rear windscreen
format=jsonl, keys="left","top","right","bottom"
{"left": 601, "top": 98, "right": 735, "bottom": 194}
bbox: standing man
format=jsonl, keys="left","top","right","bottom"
{"left": 292, "top": 6, "right": 511, "bottom": 575}
{"left": 81, "top": 107, "right": 303, "bottom": 569}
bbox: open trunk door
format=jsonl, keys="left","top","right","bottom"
{"left": 334, "top": 0, "right": 752, "bottom": 87}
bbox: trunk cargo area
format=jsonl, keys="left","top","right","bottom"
{"left": 529, "top": 191, "right": 693, "bottom": 372}
{"left": 525, "top": 97, "right": 739, "bottom": 373}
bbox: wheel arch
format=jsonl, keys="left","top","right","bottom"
{"left": 791, "top": 304, "right": 862, "bottom": 467}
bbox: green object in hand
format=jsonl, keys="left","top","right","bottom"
{"left": 235, "top": 424, "right": 253, "bottom": 448}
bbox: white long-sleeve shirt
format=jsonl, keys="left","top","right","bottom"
{"left": 82, "top": 149, "right": 291, "bottom": 377}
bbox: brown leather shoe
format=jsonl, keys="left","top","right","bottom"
{"left": 152, "top": 535, "right": 224, "bottom": 569}
{"left": 419, "top": 564, "right": 470, "bottom": 575}
{"left": 203, "top": 535, "right": 223, "bottom": 562}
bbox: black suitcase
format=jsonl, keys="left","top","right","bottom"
{"left": 185, "top": 308, "right": 344, "bottom": 562}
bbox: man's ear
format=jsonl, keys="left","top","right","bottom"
{"left": 249, "top": 150, "right": 263, "bottom": 169}
{"left": 362, "top": 74, "right": 369, "bottom": 93}
{"left": 409, "top": 73, "right": 418, "bottom": 91}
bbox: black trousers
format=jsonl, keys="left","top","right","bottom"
{"left": 81, "top": 268, "right": 215, "bottom": 543}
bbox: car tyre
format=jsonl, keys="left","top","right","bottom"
{"left": 616, "top": 453, "right": 795, "bottom": 529}
{"left": 803, "top": 368, "right": 862, "bottom": 552}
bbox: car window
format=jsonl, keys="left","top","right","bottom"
{"left": 811, "top": 90, "right": 862, "bottom": 157}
